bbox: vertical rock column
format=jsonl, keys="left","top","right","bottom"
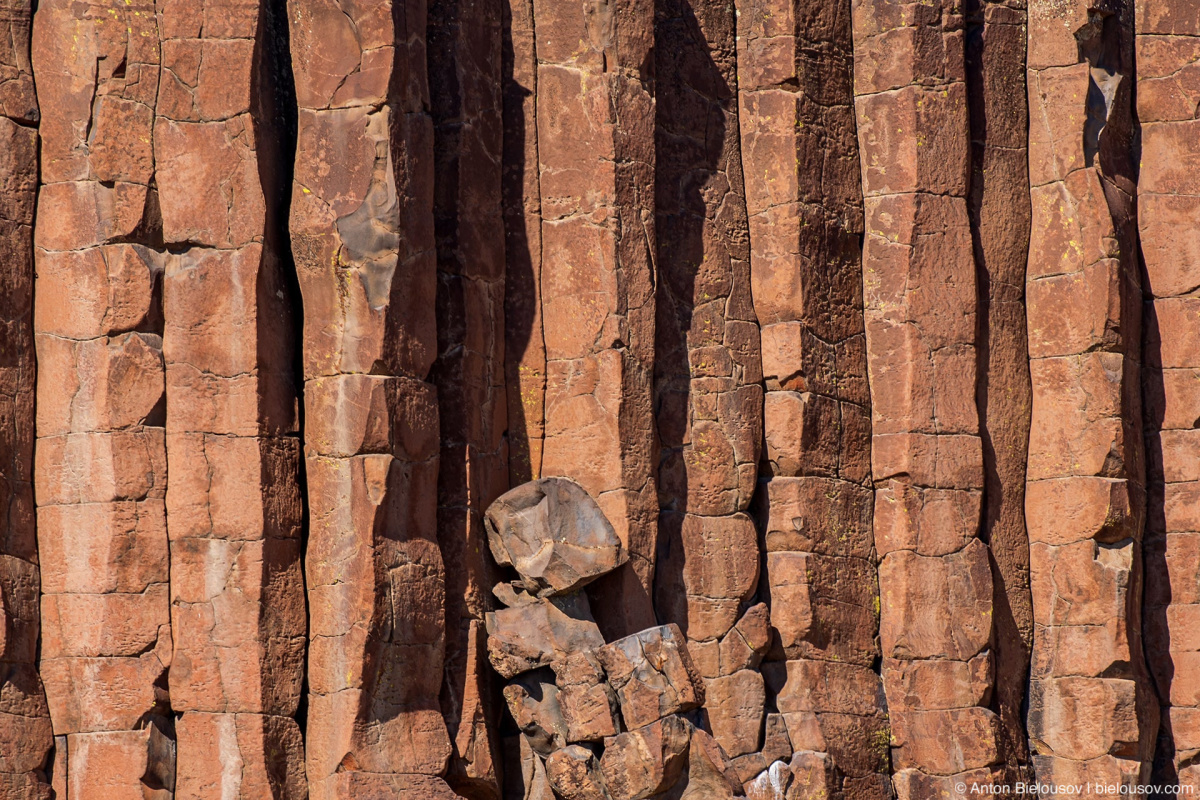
{"left": 1138, "top": 2, "right": 1200, "bottom": 789}
{"left": 427, "top": 0, "right": 508, "bottom": 794}
{"left": 0, "top": 1, "right": 54, "bottom": 796}
{"left": 32, "top": 1, "right": 176, "bottom": 795}
{"left": 534, "top": 0, "right": 658, "bottom": 638}
{"left": 653, "top": 0, "right": 765, "bottom": 766}
{"left": 851, "top": 0, "right": 1003, "bottom": 793}
{"left": 964, "top": 0, "right": 1034, "bottom": 782}
{"left": 502, "top": 0, "right": 546, "bottom": 488}
{"left": 1025, "top": 0, "right": 1158, "bottom": 787}
{"left": 289, "top": 1, "right": 455, "bottom": 797}
{"left": 156, "top": 0, "right": 307, "bottom": 796}
{"left": 737, "top": 0, "right": 888, "bottom": 794}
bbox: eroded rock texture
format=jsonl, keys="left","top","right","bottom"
{"left": 0, "top": 2, "right": 53, "bottom": 797}
{"left": 852, "top": 0, "right": 1003, "bottom": 792}
{"left": 5, "top": 0, "right": 1200, "bottom": 795}
{"left": 289, "top": 0, "right": 451, "bottom": 796}
{"left": 1026, "top": 0, "right": 1159, "bottom": 788}
{"left": 1137, "top": 0, "right": 1200, "bottom": 790}
{"left": 738, "top": 0, "right": 887, "bottom": 795}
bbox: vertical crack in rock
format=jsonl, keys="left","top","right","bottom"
{"left": 1135, "top": 0, "right": 1200, "bottom": 791}
{"left": 31, "top": 0, "right": 177, "bottom": 793}
{"left": 532, "top": 0, "right": 659, "bottom": 641}
{"left": 653, "top": 0, "right": 765, "bottom": 778}
{"left": 156, "top": 0, "right": 308, "bottom": 793}
{"left": 851, "top": 0, "right": 1005, "bottom": 793}
{"left": 1025, "top": 0, "right": 1159, "bottom": 787}
{"left": 738, "top": 0, "right": 889, "bottom": 795}
{"left": 288, "top": 0, "right": 454, "bottom": 796}
{"left": 502, "top": 0, "right": 546, "bottom": 488}
{"left": 964, "top": 0, "right": 1035, "bottom": 786}
{"left": 0, "top": 0, "right": 55, "bottom": 796}
{"left": 427, "top": 0, "right": 508, "bottom": 795}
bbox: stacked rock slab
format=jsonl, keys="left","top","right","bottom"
{"left": 428, "top": 0, "right": 509, "bottom": 792}
{"left": 32, "top": 1, "right": 176, "bottom": 795}
{"left": 653, "top": 0, "right": 766, "bottom": 764}
{"left": 1136, "top": 0, "right": 1200, "bottom": 789}
{"left": 486, "top": 479, "right": 740, "bottom": 800}
{"left": 852, "top": 0, "right": 1004, "bottom": 793}
{"left": 737, "top": 0, "right": 887, "bottom": 794}
{"left": 502, "top": 0, "right": 546, "bottom": 488}
{"left": 532, "top": 0, "right": 658, "bottom": 639}
{"left": 288, "top": 0, "right": 452, "bottom": 796}
{"left": 0, "top": 1, "right": 53, "bottom": 796}
{"left": 156, "top": 0, "right": 307, "bottom": 795}
{"left": 1025, "top": 0, "right": 1159, "bottom": 788}
{"left": 964, "top": 0, "right": 1035, "bottom": 781}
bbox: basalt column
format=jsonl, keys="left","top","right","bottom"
{"left": 965, "top": 0, "right": 1034, "bottom": 782}
{"left": 502, "top": 0, "right": 546, "bottom": 488}
{"left": 852, "top": 0, "right": 1004, "bottom": 794}
{"left": 737, "top": 0, "right": 888, "bottom": 795}
{"left": 534, "top": 0, "right": 658, "bottom": 639}
{"left": 1136, "top": 0, "right": 1200, "bottom": 789}
{"left": 428, "top": 0, "right": 508, "bottom": 794}
{"left": 653, "top": 0, "right": 765, "bottom": 769}
{"left": 32, "top": 1, "right": 176, "bottom": 795}
{"left": 289, "top": 1, "right": 454, "bottom": 797}
{"left": 157, "top": 0, "right": 307, "bottom": 796}
{"left": 0, "top": 1, "right": 54, "bottom": 796}
{"left": 1025, "top": 0, "right": 1158, "bottom": 788}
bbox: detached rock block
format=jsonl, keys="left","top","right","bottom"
{"left": 503, "top": 669, "right": 569, "bottom": 756}
{"left": 597, "top": 624, "right": 704, "bottom": 730}
{"left": 486, "top": 477, "right": 627, "bottom": 597}
{"left": 487, "top": 594, "right": 605, "bottom": 679}
{"left": 546, "top": 744, "right": 608, "bottom": 800}
{"left": 600, "top": 715, "right": 691, "bottom": 800}
{"left": 552, "top": 652, "right": 620, "bottom": 743}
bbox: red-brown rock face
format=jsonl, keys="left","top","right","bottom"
{"left": 1025, "top": 0, "right": 1159, "bottom": 789}
{"left": 3, "top": 0, "right": 1199, "bottom": 796}
{"left": 1137, "top": 0, "right": 1200, "bottom": 790}
{"left": 0, "top": 1, "right": 53, "bottom": 797}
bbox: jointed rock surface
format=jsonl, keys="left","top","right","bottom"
{"left": 1, "top": 0, "right": 1198, "bottom": 797}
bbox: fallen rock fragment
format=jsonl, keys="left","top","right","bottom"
{"left": 546, "top": 744, "right": 609, "bottom": 800}
{"left": 487, "top": 594, "right": 605, "bottom": 679}
{"left": 553, "top": 652, "right": 620, "bottom": 742}
{"left": 600, "top": 715, "right": 692, "bottom": 800}
{"left": 597, "top": 624, "right": 704, "bottom": 730}
{"left": 486, "top": 477, "right": 627, "bottom": 597}
{"left": 718, "top": 603, "right": 771, "bottom": 676}
{"left": 503, "top": 668, "right": 569, "bottom": 756}
{"left": 745, "top": 761, "right": 791, "bottom": 800}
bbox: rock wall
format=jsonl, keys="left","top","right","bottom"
{"left": 1, "top": 0, "right": 1198, "bottom": 797}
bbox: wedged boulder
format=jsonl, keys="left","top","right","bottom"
{"left": 503, "top": 668, "right": 569, "bottom": 756}
{"left": 546, "top": 744, "right": 610, "bottom": 800}
{"left": 486, "top": 593, "right": 605, "bottom": 679}
{"left": 600, "top": 715, "right": 692, "bottom": 800}
{"left": 596, "top": 624, "right": 704, "bottom": 730}
{"left": 552, "top": 651, "right": 620, "bottom": 742}
{"left": 486, "top": 478, "right": 627, "bottom": 597}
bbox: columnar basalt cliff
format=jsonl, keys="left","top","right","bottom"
{"left": 2, "top": 0, "right": 1199, "bottom": 797}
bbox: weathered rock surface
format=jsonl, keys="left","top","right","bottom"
{"left": 0, "top": 0, "right": 52, "bottom": 795}
{"left": 1025, "top": 0, "right": 1159, "bottom": 785}
{"left": 596, "top": 624, "right": 705, "bottom": 731}
{"left": 487, "top": 478, "right": 627, "bottom": 597}
{"left": 6, "top": 0, "right": 1200, "bottom": 794}
{"left": 852, "top": 0, "right": 1002, "bottom": 788}
{"left": 1136, "top": 0, "right": 1200, "bottom": 789}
